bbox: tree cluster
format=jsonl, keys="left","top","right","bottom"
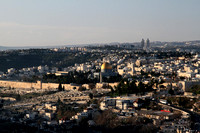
{"left": 56, "top": 100, "right": 87, "bottom": 120}
{"left": 190, "top": 85, "right": 200, "bottom": 94}
{"left": 42, "top": 71, "right": 122, "bottom": 85}
{"left": 102, "top": 74, "right": 122, "bottom": 83}
{"left": 43, "top": 71, "right": 98, "bottom": 84}
{"left": 167, "top": 97, "right": 196, "bottom": 109}
{"left": 57, "top": 83, "right": 65, "bottom": 91}
{"left": 0, "top": 49, "right": 97, "bottom": 72}
{"left": 94, "top": 110, "right": 158, "bottom": 133}
{"left": 111, "top": 79, "right": 154, "bottom": 96}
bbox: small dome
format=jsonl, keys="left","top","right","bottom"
{"left": 101, "top": 62, "right": 112, "bottom": 70}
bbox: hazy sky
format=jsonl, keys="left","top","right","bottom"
{"left": 0, "top": 0, "right": 200, "bottom": 46}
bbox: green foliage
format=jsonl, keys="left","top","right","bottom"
{"left": 190, "top": 85, "right": 200, "bottom": 94}
{"left": 16, "top": 94, "right": 21, "bottom": 101}
{"left": 94, "top": 110, "right": 158, "bottom": 132}
{"left": 0, "top": 104, "right": 3, "bottom": 109}
{"left": 89, "top": 93, "right": 93, "bottom": 99}
{"left": 42, "top": 71, "right": 122, "bottom": 85}
{"left": 178, "top": 97, "right": 194, "bottom": 109}
{"left": 43, "top": 71, "right": 98, "bottom": 84}
{"left": 58, "top": 83, "right": 64, "bottom": 91}
{"left": 56, "top": 102, "right": 87, "bottom": 120}
{"left": 168, "top": 88, "right": 174, "bottom": 95}
{"left": 110, "top": 86, "right": 114, "bottom": 94}
{"left": 0, "top": 49, "right": 98, "bottom": 72}
{"left": 102, "top": 74, "right": 122, "bottom": 83}
{"left": 150, "top": 71, "right": 161, "bottom": 77}
{"left": 78, "top": 86, "right": 86, "bottom": 91}
{"left": 167, "top": 97, "right": 196, "bottom": 109}
{"left": 57, "top": 98, "right": 63, "bottom": 106}
{"left": 94, "top": 109, "right": 119, "bottom": 128}
{"left": 88, "top": 83, "right": 96, "bottom": 89}
{"left": 110, "top": 79, "right": 153, "bottom": 96}
{"left": 0, "top": 100, "right": 4, "bottom": 108}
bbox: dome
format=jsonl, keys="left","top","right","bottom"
{"left": 101, "top": 62, "right": 112, "bottom": 70}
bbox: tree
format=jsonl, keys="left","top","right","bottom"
{"left": 16, "top": 94, "right": 21, "bottom": 101}
{"left": 168, "top": 88, "right": 174, "bottom": 95}
{"left": 79, "top": 117, "right": 89, "bottom": 126}
{"left": 58, "top": 83, "right": 63, "bottom": 91}
{"left": 89, "top": 83, "right": 95, "bottom": 90}
{"left": 129, "top": 80, "right": 137, "bottom": 94}
{"left": 78, "top": 86, "right": 86, "bottom": 91}
{"left": 62, "top": 86, "right": 65, "bottom": 91}
{"left": 110, "top": 86, "right": 114, "bottom": 94}
{"left": 89, "top": 93, "right": 93, "bottom": 99}
{"left": 190, "top": 85, "right": 200, "bottom": 94}
{"left": 138, "top": 82, "right": 145, "bottom": 95}
{"left": 57, "top": 98, "right": 62, "bottom": 106}
{"left": 0, "top": 99, "right": 3, "bottom": 109}
{"left": 94, "top": 109, "right": 119, "bottom": 128}
{"left": 141, "top": 70, "right": 145, "bottom": 75}
{"left": 160, "top": 85, "right": 165, "bottom": 89}
{"left": 180, "top": 77, "right": 185, "bottom": 80}
{"left": 102, "top": 84, "right": 109, "bottom": 89}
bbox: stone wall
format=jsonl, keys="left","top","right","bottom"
{"left": 0, "top": 80, "right": 119, "bottom": 91}
{"left": 0, "top": 80, "right": 74, "bottom": 90}
{"left": 96, "top": 82, "right": 119, "bottom": 89}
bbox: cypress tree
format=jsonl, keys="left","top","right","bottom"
{"left": 58, "top": 83, "right": 62, "bottom": 91}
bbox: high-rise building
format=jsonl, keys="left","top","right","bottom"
{"left": 141, "top": 39, "right": 145, "bottom": 48}
{"left": 141, "top": 38, "right": 150, "bottom": 51}
{"left": 146, "top": 38, "right": 150, "bottom": 48}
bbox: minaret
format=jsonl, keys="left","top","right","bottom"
{"left": 100, "top": 72, "right": 103, "bottom": 83}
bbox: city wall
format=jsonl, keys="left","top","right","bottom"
{"left": 0, "top": 80, "right": 74, "bottom": 90}
{"left": 0, "top": 80, "right": 120, "bottom": 90}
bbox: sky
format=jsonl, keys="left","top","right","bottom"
{"left": 0, "top": 0, "right": 200, "bottom": 47}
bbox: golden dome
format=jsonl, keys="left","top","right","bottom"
{"left": 101, "top": 62, "right": 112, "bottom": 70}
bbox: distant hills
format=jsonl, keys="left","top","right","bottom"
{"left": 0, "top": 46, "right": 11, "bottom": 50}
{"left": 0, "top": 44, "right": 91, "bottom": 51}
{"left": 0, "top": 46, "right": 60, "bottom": 51}
{"left": 0, "top": 40, "right": 200, "bottom": 50}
